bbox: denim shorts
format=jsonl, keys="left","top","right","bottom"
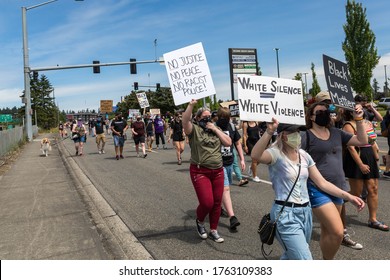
{"left": 113, "top": 135, "right": 125, "bottom": 147}
{"left": 223, "top": 164, "right": 233, "bottom": 186}
{"left": 308, "top": 181, "right": 343, "bottom": 208}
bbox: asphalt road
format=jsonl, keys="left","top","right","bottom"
{"left": 60, "top": 129, "right": 390, "bottom": 260}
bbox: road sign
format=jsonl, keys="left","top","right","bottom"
{"left": 0, "top": 114, "right": 13, "bottom": 123}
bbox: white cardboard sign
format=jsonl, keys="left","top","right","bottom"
{"left": 237, "top": 75, "right": 305, "bottom": 125}
{"left": 163, "top": 42, "right": 216, "bottom": 105}
{"left": 136, "top": 91, "right": 149, "bottom": 109}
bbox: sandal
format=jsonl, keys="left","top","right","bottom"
{"left": 238, "top": 179, "right": 249, "bottom": 187}
{"left": 368, "top": 221, "right": 389, "bottom": 231}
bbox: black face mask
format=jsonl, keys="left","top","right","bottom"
{"left": 216, "top": 118, "right": 229, "bottom": 130}
{"left": 198, "top": 117, "right": 212, "bottom": 131}
{"left": 314, "top": 110, "right": 331, "bottom": 127}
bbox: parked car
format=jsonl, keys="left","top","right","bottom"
{"left": 378, "top": 97, "right": 390, "bottom": 108}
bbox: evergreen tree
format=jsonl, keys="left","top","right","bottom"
{"left": 310, "top": 63, "right": 321, "bottom": 97}
{"left": 30, "top": 74, "right": 58, "bottom": 129}
{"left": 342, "top": 0, "right": 379, "bottom": 98}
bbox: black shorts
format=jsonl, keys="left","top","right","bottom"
{"left": 344, "top": 146, "right": 379, "bottom": 179}
{"left": 134, "top": 135, "right": 145, "bottom": 145}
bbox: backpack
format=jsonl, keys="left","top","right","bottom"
{"left": 380, "top": 119, "right": 389, "bottom": 137}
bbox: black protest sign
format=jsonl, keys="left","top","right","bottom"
{"left": 323, "top": 54, "right": 355, "bottom": 110}
{"left": 229, "top": 104, "right": 240, "bottom": 117}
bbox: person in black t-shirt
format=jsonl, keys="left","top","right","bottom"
{"left": 110, "top": 112, "right": 128, "bottom": 160}
{"left": 92, "top": 115, "right": 106, "bottom": 154}
{"left": 168, "top": 112, "right": 186, "bottom": 164}
{"left": 216, "top": 107, "right": 246, "bottom": 231}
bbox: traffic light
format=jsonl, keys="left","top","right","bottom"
{"left": 130, "top": 58, "right": 137, "bottom": 74}
{"left": 32, "top": 71, "right": 38, "bottom": 80}
{"left": 156, "top": 83, "right": 161, "bottom": 91}
{"left": 93, "top": 60, "right": 100, "bottom": 74}
{"left": 134, "top": 82, "right": 138, "bottom": 90}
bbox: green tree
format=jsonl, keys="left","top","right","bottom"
{"left": 309, "top": 63, "right": 321, "bottom": 97}
{"left": 30, "top": 74, "right": 58, "bottom": 129}
{"left": 342, "top": 0, "right": 379, "bottom": 99}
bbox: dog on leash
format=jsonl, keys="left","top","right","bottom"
{"left": 40, "top": 138, "right": 52, "bottom": 157}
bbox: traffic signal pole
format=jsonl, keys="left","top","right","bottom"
{"left": 31, "top": 59, "right": 164, "bottom": 72}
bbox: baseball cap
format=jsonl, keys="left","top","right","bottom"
{"left": 315, "top": 91, "right": 331, "bottom": 102}
{"left": 277, "top": 123, "right": 306, "bottom": 134}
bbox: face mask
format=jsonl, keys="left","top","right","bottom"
{"left": 198, "top": 117, "right": 211, "bottom": 131}
{"left": 216, "top": 118, "right": 229, "bottom": 130}
{"left": 314, "top": 110, "right": 331, "bottom": 127}
{"left": 285, "top": 132, "right": 301, "bottom": 149}
{"left": 137, "top": 118, "right": 141, "bottom": 121}
{"left": 77, "top": 121, "right": 83, "bottom": 126}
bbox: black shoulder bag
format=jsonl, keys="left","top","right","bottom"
{"left": 258, "top": 154, "right": 301, "bottom": 259}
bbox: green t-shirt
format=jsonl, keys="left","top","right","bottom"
{"left": 188, "top": 123, "right": 222, "bottom": 169}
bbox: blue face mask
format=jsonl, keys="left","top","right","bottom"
{"left": 329, "top": 104, "right": 336, "bottom": 112}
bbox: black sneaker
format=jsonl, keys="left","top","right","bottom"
{"left": 143, "top": 154, "right": 147, "bottom": 158}
{"left": 208, "top": 230, "right": 224, "bottom": 243}
{"left": 220, "top": 207, "right": 229, "bottom": 218}
{"left": 383, "top": 171, "right": 390, "bottom": 178}
{"left": 229, "top": 216, "right": 240, "bottom": 230}
{"left": 196, "top": 219, "right": 207, "bottom": 239}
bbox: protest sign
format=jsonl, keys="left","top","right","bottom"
{"left": 136, "top": 91, "right": 149, "bottom": 109}
{"left": 128, "top": 109, "right": 140, "bottom": 119}
{"left": 150, "top": 109, "right": 160, "bottom": 115}
{"left": 100, "top": 100, "right": 113, "bottom": 113}
{"left": 237, "top": 75, "right": 305, "bottom": 125}
{"left": 163, "top": 42, "right": 216, "bottom": 105}
{"left": 323, "top": 54, "right": 355, "bottom": 110}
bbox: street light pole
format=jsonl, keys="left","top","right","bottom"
{"left": 22, "top": 0, "right": 82, "bottom": 141}
{"left": 274, "top": 48, "right": 280, "bottom": 78}
{"left": 302, "top": 72, "right": 308, "bottom": 96}
{"left": 385, "top": 65, "right": 388, "bottom": 95}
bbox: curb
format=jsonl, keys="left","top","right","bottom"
{"left": 57, "top": 138, "right": 153, "bottom": 260}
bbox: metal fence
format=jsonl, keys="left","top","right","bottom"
{"left": 0, "top": 125, "right": 38, "bottom": 157}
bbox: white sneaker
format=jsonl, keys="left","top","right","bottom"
{"left": 101, "top": 150, "right": 105, "bottom": 154}
{"left": 252, "top": 176, "right": 261, "bottom": 182}
{"left": 247, "top": 167, "right": 253, "bottom": 177}
{"left": 98, "top": 150, "right": 102, "bottom": 154}
{"left": 342, "top": 233, "right": 363, "bottom": 250}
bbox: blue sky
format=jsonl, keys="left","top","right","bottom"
{"left": 1, "top": 0, "right": 390, "bottom": 112}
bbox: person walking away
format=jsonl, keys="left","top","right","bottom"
{"left": 145, "top": 113, "right": 155, "bottom": 152}
{"left": 93, "top": 115, "right": 106, "bottom": 154}
{"left": 182, "top": 99, "right": 232, "bottom": 243}
{"left": 154, "top": 114, "right": 167, "bottom": 149}
{"left": 72, "top": 118, "right": 87, "bottom": 156}
{"left": 301, "top": 102, "right": 367, "bottom": 259}
{"left": 131, "top": 115, "right": 147, "bottom": 158}
{"left": 58, "top": 121, "right": 65, "bottom": 138}
{"left": 382, "top": 109, "right": 390, "bottom": 178}
{"left": 169, "top": 112, "right": 186, "bottom": 164}
{"left": 342, "top": 109, "right": 389, "bottom": 231}
{"left": 251, "top": 119, "right": 365, "bottom": 260}
{"left": 242, "top": 121, "right": 261, "bottom": 182}
{"left": 111, "top": 112, "right": 128, "bottom": 160}
{"left": 216, "top": 107, "right": 246, "bottom": 230}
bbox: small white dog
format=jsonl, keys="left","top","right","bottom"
{"left": 40, "top": 138, "right": 52, "bottom": 157}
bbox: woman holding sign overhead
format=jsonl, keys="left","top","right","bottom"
{"left": 182, "top": 99, "right": 232, "bottom": 243}
{"left": 301, "top": 102, "right": 367, "bottom": 259}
